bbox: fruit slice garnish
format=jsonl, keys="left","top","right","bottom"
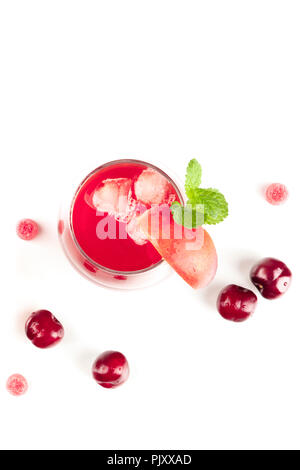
{"left": 138, "top": 205, "right": 217, "bottom": 289}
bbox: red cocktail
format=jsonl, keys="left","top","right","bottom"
{"left": 59, "top": 160, "right": 183, "bottom": 288}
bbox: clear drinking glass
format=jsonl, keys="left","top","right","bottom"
{"left": 58, "top": 159, "right": 184, "bottom": 289}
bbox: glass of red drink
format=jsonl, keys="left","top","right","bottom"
{"left": 59, "top": 159, "right": 183, "bottom": 289}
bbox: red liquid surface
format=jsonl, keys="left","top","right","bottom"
{"left": 72, "top": 162, "right": 180, "bottom": 272}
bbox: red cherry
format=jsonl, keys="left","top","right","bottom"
{"left": 250, "top": 257, "right": 292, "bottom": 299}
{"left": 217, "top": 284, "right": 258, "bottom": 322}
{"left": 92, "top": 351, "right": 129, "bottom": 389}
{"left": 25, "top": 310, "right": 64, "bottom": 349}
{"left": 6, "top": 374, "right": 28, "bottom": 396}
{"left": 17, "top": 219, "right": 39, "bottom": 240}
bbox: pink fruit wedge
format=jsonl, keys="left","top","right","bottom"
{"left": 138, "top": 205, "right": 217, "bottom": 289}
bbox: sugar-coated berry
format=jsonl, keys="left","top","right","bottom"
{"left": 92, "top": 351, "right": 129, "bottom": 389}
{"left": 17, "top": 219, "right": 39, "bottom": 240}
{"left": 25, "top": 310, "right": 64, "bottom": 349}
{"left": 265, "top": 183, "right": 288, "bottom": 205}
{"left": 6, "top": 374, "right": 28, "bottom": 396}
{"left": 217, "top": 284, "right": 258, "bottom": 322}
{"left": 250, "top": 257, "right": 292, "bottom": 299}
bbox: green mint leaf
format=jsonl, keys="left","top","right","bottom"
{"left": 171, "top": 201, "right": 204, "bottom": 229}
{"left": 185, "top": 159, "right": 202, "bottom": 199}
{"left": 188, "top": 188, "right": 228, "bottom": 225}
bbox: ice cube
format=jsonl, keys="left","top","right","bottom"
{"left": 92, "top": 178, "right": 135, "bottom": 222}
{"left": 125, "top": 202, "right": 148, "bottom": 245}
{"left": 126, "top": 217, "right": 148, "bottom": 246}
{"left": 134, "top": 169, "right": 176, "bottom": 206}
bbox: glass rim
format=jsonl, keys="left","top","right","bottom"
{"left": 68, "top": 158, "right": 184, "bottom": 276}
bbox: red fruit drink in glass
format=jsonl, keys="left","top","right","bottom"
{"left": 60, "top": 160, "right": 183, "bottom": 287}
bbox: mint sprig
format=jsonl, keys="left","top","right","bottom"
{"left": 171, "top": 159, "right": 228, "bottom": 228}
{"left": 185, "top": 158, "right": 202, "bottom": 199}
{"left": 188, "top": 188, "right": 228, "bottom": 225}
{"left": 171, "top": 201, "right": 204, "bottom": 229}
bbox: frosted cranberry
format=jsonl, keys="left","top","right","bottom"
{"left": 250, "top": 257, "right": 292, "bottom": 299}
{"left": 217, "top": 284, "right": 258, "bottom": 322}
{"left": 265, "top": 183, "right": 288, "bottom": 205}
{"left": 17, "top": 219, "right": 39, "bottom": 240}
{"left": 92, "top": 351, "right": 129, "bottom": 389}
{"left": 25, "top": 310, "right": 64, "bottom": 349}
{"left": 6, "top": 374, "right": 28, "bottom": 396}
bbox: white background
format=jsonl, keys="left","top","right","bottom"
{"left": 0, "top": 0, "right": 299, "bottom": 450}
